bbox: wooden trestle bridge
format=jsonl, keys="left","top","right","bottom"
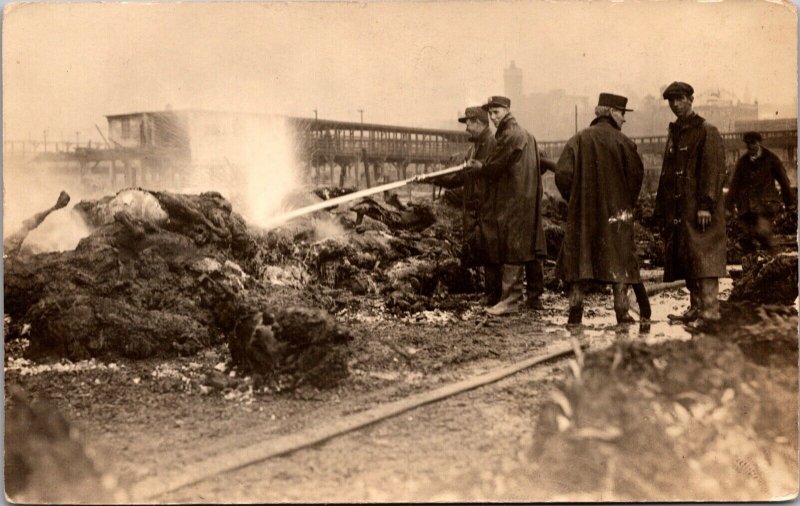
{"left": 4, "top": 111, "right": 796, "bottom": 192}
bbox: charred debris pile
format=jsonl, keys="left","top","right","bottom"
{"left": 3, "top": 187, "right": 488, "bottom": 386}
{"left": 527, "top": 302, "right": 798, "bottom": 501}
{"left": 4, "top": 186, "right": 796, "bottom": 383}
{"left": 4, "top": 190, "right": 354, "bottom": 388}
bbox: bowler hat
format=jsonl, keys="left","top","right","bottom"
{"left": 662, "top": 81, "right": 694, "bottom": 99}
{"left": 742, "top": 131, "right": 763, "bottom": 144}
{"left": 598, "top": 93, "right": 633, "bottom": 112}
{"left": 481, "top": 96, "right": 511, "bottom": 110}
{"left": 458, "top": 106, "right": 489, "bottom": 124}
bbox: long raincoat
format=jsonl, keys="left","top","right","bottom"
{"left": 655, "top": 113, "right": 727, "bottom": 281}
{"left": 434, "top": 127, "right": 497, "bottom": 265}
{"left": 554, "top": 116, "right": 645, "bottom": 283}
{"left": 475, "top": 113, "right": 546, "bottom": 264}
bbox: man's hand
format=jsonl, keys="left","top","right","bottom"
{"left": 465, "top": 159, "right": 483, "bottom": 171}
{"left": 697, "top": 210, "right": 712, "bottom": 231}
{"left": 411, "top": 174, "right": 431, "bottom": 184}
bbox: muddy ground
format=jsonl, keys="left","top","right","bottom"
{"left": 4, "top": 186, "right": 798, "bottom": 502}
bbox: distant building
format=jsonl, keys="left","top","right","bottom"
{"left": 502, "top": 62, "right": 761, "bottom": 139}
{"left": 503, "top": 62, "right": 592, "bottom": 141}
{"left": 693, "top": 89, "right": 758, "bottom": 133}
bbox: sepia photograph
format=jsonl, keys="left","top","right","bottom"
{"left": 2, "top": 0, "right": 798, "bottom": 502}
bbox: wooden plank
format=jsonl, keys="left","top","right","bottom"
{"left": 130, "top": 342, "right": 575, "bottom": 501}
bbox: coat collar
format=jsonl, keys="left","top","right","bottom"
{"left": 669, "top": 112, "right": 704, "bottom": 132}
{"left": 495, "top": 113, "right": 517, "bottom": 136}
{"left": 590, "top": 115, "right": 620, "bottom": 130}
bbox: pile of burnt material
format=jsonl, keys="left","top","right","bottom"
{"left": 529, "top": 302, "right": 798, "bottom": 500}
{"left": 633, "top": 192, "right": 664, "bottom": 267}
{"left": 5, "top": 189, "right": 352, "bottom": 388}
{"left": 729, "top": 251, "right": 798, "bottom": 304}
{"left": 256, "top": 193, "right": 481, "bottom": 314}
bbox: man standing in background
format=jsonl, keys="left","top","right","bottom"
{"left": 655, "top": 81, "right": 727, "bottom": 327}
{"left": 726, "top": 131, "right": 795, "bottom": 253}
{"left": 555, "top": 93, "right": 644, "bottom": 325}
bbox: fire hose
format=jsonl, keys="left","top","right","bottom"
{"left": 263, "top": 163, "right": 466, "bottom": 229}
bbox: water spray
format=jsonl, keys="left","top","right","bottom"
{"left": 262, "top": 163, "right": 466, "bottom": 230}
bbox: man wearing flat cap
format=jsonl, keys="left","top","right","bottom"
{"left": 421, "top": 106, "right": 500, "bottom": 305}
{"left": 465, "top": 95, "right": 547, "bottom": 315}
{"left": 654, "top": 81, "right": 727, "bottom": 327}
{"left": 555, "top": 93, "right": 646, "bottom": 324}
{"left": 726, "top": 130, "right": 795, "bottom": 253}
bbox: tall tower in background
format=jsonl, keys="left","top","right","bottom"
{"left": 504, "top": 61, "right": 523, "bottom": 106}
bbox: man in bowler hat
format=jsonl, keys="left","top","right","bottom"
{"left": 555, "top": 93, "right": 647, "bottom": 324}
{"left": 654, "top": 81, "right": 727, "bottom": 327}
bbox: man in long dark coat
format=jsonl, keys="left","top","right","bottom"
{"left": 466, "top": 96, "right": 547, "bottom": 315}
{"left": 726, "top": 130, "right": 795, "bottom": 252}
{"left": 654, "top": 81, "right": 727, "bottom": 325}
{"left": 555, "top": 93, "right": 644, "bottom": 324}
{"left": 422, "top": 106, "right": 500, "bottom": 305}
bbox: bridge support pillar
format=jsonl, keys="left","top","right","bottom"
{"left": 361, "top": 149, "right": 372, "bottom": 188}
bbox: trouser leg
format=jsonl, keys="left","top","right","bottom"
{"left": 612, "top": 283, "right": 633, "bottom": 323}
{"left": 483, "top": 264, "right": 503, "bottom": 306}
{"left": 740, "top": 213, "right": 759, "bottom": 253}
{"left": 567, "top": 281, "right": 585, "bottom": 324}
{"left": 687, "top": 278, "right": 700, "bottom": 311}
{"left": 754, "top": 214, "right": 775, "bottom": 250}
{"left": 698, "top": 277, "right": 720, "bottom": 321}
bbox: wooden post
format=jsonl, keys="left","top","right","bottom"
{"left": 109, "top": 160, "right": 116, "bottom": 191}
{"left": 339, "top": 163, "right": 348, "bottom": 187}
{"left": 362, "top": 148, "right": 372, "bottom": 188}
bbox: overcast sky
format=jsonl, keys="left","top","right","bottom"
{"left": 3, "top": 0, "right": 797, "bottom": 142}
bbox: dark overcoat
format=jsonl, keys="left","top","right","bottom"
{"left": 726, "top": 147, "right": 794, "bottom": 217}
{"left": 434, "top": 127, "right": 497, "bottom": 265}
{"left": 554, "top": 116, "right": 644, "bottom": 283}
{"left": 475, "top": 113, "right": 546, "bottom": 264}
{"left": 655, "top": 113, "right": 727, "bottom": 281}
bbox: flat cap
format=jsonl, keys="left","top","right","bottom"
{"left": 598, "top": 93, "right": 633, "bottom": 112}
{"left": 662, "top": 81, "right": 694, "bottom": 99}
{"left": 458, "top": 106, "right": 489, "bottom": 123}
{"left": 742, "top": 131, "right": 763, "bottom": 144}
{"left": 481, "top": 96, "right": 511, "bottom": 110}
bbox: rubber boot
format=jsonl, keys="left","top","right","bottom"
{"left": 525, "top": 259, "right": 544, "bottom": 310}
{"left": 567, "top": 306, "right": 583, "bottom": 325}
{"left": 486, "top": 265, "right": 523, "bottom": 316}
{"left": 668, "top": 279, "right": 700, "bottom": 322}
{"left": 613, "top": 283, "right": 635, "bottom": 324}
{"left": 697, "top": 277, "right": 721, "bottom": 322}
{"left": 632, "top": 282, "right": 651, "bottom": 320}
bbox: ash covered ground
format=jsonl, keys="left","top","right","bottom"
{"left": 4, "top": 186, "right": 798, "bottom": 502}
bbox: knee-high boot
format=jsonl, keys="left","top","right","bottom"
{"left": 486, "top": 265, "right": 523, "bottom": 316}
